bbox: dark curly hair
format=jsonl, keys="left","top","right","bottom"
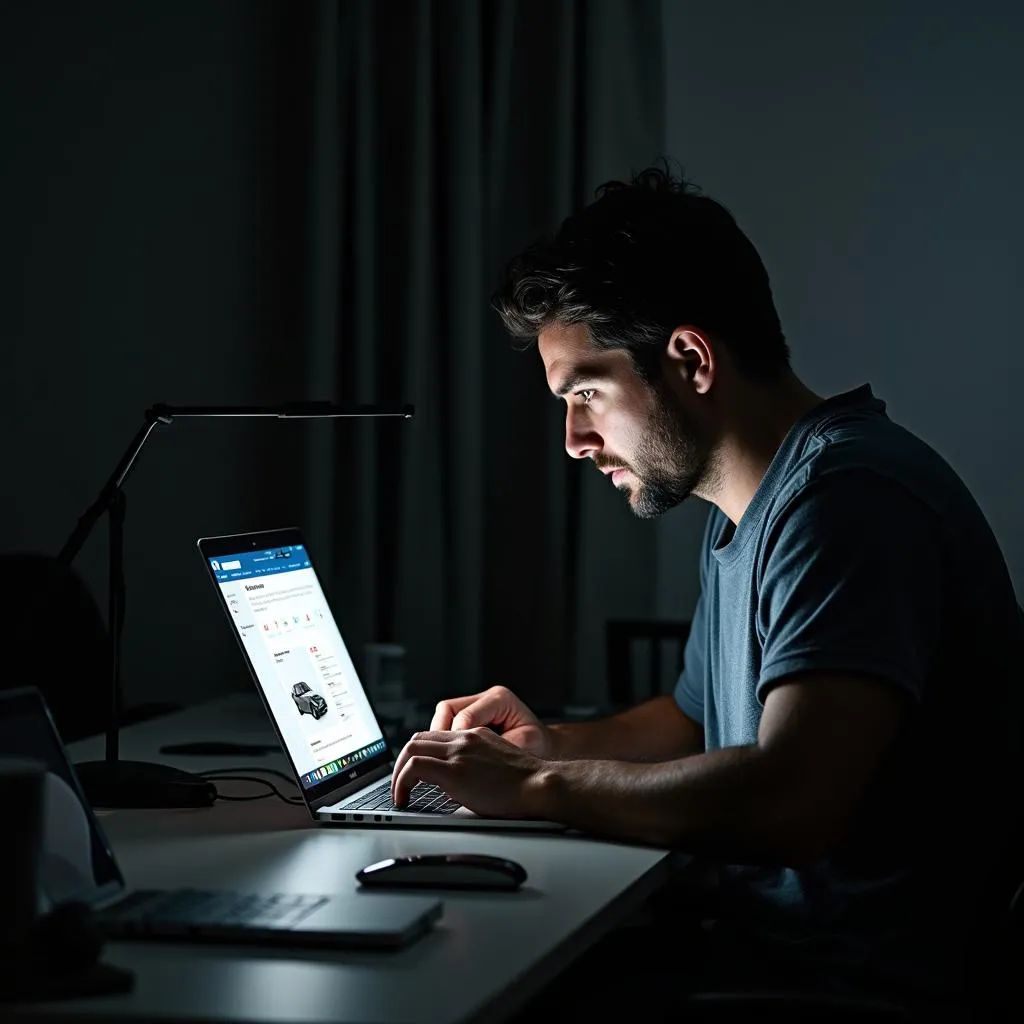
{"left": 492, "top": 162, "right": 790, "bottom": 381}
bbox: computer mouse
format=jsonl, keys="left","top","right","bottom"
{"left": 356, "top": 853, "right": 527, "bottom": 891}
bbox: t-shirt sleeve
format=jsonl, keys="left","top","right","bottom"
{"left": 756, "top": 469, "right": 943, "bottom": 704}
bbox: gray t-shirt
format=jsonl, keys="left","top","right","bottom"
{"left": 674, "top": 384, "right": 1023, "bottom": 999}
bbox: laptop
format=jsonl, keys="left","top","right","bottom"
{"left": 198, "top": 528, "right": 564, "bottom": 832}
{"left": 0, "top": 687, "right": 442, "bottom": 950}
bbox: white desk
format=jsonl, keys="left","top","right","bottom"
{"left": 14, "top": 695, "right": 683, "bottom": 1024}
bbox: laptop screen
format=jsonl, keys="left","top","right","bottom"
{"left": 205, "top": 542, "right": 387, "bottom": 792}
{"left": 0, "top": 688, "right": 124, "bottom": 912}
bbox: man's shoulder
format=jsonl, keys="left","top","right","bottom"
{"left": 778, "top": 410, "right": 961, "bottom": 519}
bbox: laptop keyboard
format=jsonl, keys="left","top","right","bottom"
{"left": 98, "top": 889, "right": 329, "bottom": 934}
{"left": 345, "top": 780, "right": 461, "bottom": 815}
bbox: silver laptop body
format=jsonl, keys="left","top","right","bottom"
{"left": 198, "top": 528, "right": 564, "bottom": 833}
{"left": 312, "top": 762, "right": 558, "bottom": 829}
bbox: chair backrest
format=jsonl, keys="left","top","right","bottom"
{"left": 0, "top": 552, "right": 111, "bottom": 744}
{"left": 605, "top": 618, "right": 691, "bottom": 708}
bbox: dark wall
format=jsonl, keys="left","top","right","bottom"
{"left": 658, "top": 0, "right": 1024, "bottom": 618}
{"left": 0, "top": 2, "right": 312, "bottom": 707}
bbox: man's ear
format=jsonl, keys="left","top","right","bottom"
{"left": 665, "top": 328, "right": 714, "bottom": 395}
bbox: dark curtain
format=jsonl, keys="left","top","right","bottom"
{"left": 301, "top": 0, "right": 665, "bottom": 709}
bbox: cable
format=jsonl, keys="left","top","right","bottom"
{"left": 199, "top": 766, "right": 300, "bottom": 788}
{"left": 198, "top": 767, "right": 304, "bottom": 806}
{"left": 208, "top": 776, "right": 282, "bottom": 802}
{"left": 212, "top": 777, "right": 303, "bottom": 806}
{"left": 208, "top": 776, "right": 303, "bottom": 805}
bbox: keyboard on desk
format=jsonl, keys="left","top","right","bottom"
{"left": 345, "top": 780, "right": 461, "bottom": 815}
{"left": 99, "top": 889, "right": 328, "bottom": 936}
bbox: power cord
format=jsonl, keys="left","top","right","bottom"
{"left": 207, "top": 777, "right": 302, "bottom": 804}
{"left": 199, "top": 767, "right": 305, "bottom": 806}
{"left": 199, "top": 766, "right": 298, "bottom": 787}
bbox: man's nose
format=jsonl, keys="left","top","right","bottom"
{"left": 565, "top": 407, "right": 601, "bottom": 460}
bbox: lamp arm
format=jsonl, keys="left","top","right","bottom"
{"left": 58, "top": 410, "right": 168, "bottom": 566}
{"left": 57, "top": 401, "right": 414, "bottom": 567}
{"left": 149, "top": 402, "right": 414, "bottom": 420}
{"left": 50, "top": 397, "right": 413, "bottom": 804}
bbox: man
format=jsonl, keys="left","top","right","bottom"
{"left": 392, "top": 166, "right": 1023, "bottom": 1008}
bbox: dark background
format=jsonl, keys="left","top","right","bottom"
{"left": 2, "top": 1, "right": 1021, "bottom": 715}
{"left": 658, "top": 0, "right": 1024, "bottom": 625}
{"left": 1, "top": 2, "right": 315, "bottom": 707}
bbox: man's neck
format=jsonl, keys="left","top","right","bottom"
{"left": 699, "top": 373, "right": 824, "bottom": 525}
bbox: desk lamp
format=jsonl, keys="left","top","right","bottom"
{"left": 59, "top": 401, "right": 413, "bottom": 809}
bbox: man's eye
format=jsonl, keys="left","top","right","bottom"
{"left": 576, "top": 389, "right": 596, "bottom": 404}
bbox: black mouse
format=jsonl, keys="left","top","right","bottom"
{"left": 356, "top": 853, "right": 527, "bottom": 891}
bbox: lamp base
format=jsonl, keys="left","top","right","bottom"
{"left": 74, "top": 760, "right": 217, "bottom": 809}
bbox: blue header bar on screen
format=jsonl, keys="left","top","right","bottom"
{"left": 208, "top": 545, "right": 311, "bottom": 582}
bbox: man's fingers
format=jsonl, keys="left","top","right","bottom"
{"left": 391, "top": 736, "right": 455, "bottom": 803}
{"left": 430, "top": 693, "right": 486, "bottom": 732}
{"left": 392, "top": 754, "right": 452, "bottom": 808}
{"left": 450, "top": 690, "right": 509, "bottom": 731}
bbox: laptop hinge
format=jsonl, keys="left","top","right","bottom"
{"left": 311, "top": 762, "right": 392, "bottom": 812}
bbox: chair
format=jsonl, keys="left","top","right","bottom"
{"left": 0, "top": 552, "right": 112, "bottom": 743}
{"left": 606, "top": 618, "right": 691, "bottom": 708}
{"left": 0, "top": 552, "right": 178, "bottom": 744}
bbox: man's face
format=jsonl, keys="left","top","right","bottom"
{"left": 538, "top": 323, "right": 712, "bottom": 519}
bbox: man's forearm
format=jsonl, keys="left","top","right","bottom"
{"left": 526, "top": 746, "right": 828, "bottom": 865}
{"left": 547, "top": 695, "right": 704, "bottom": 762}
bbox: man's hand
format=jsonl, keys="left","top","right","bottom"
{"left": 430, "top": 686, "right": 554, "bottom": 758}
{"left": 391, "top": 727, "right": 550, "bottom": 819}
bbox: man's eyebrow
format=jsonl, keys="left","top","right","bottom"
{"left": 552, "top": 365, "right": 608, "bottom": 397}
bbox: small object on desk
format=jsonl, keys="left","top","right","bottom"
{"left": 357, "top": 853, "right": 527, "bottom": 892}
{"left": 76, "top": 760, "right": 217, "bottom": 809}
{"left": 159, "top": 741, "right": 280, "bottom": 757}
{"left": 0, "top": 897, "right": 135, "bottom": 1002}
{"left": 0, "top": 960, "right": 135, "bottom": 1003}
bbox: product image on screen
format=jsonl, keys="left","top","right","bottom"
{"left": 292, "top": 681, "right": 328, "bottom": 719}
